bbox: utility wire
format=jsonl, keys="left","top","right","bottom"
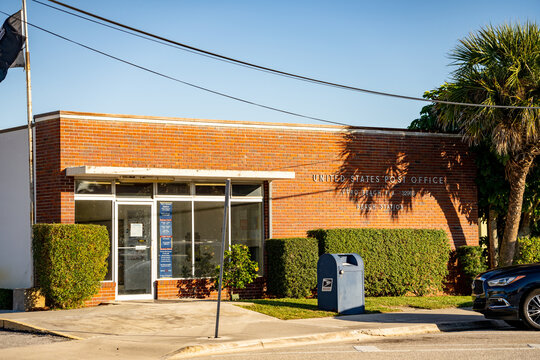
{"left": 0, "top": 9, "right": 352, "bottom": 127}
{"left": 36, "top": 0, "right": 320, "bottom": 82}
{"left": 32, "top": 0, "right": 262, "bottom": 72}
{"left": 36, "top": 0, "right": 540, "bottom": 110}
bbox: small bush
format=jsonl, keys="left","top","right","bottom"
{"left": 308, "top": 228, "right": 450, "bottom": 296}
{"left": 0, "top": 289, "right": 13, "bottom": 310}
{"left": 456, "top": 246, "right": 488, "bottom": 288}
{"left": 266, "top": 238, "right": 318, "bottom": 298}
{"left": 514, "top": 237, "right": 540, "bottom": 264}
{"left": 214, "top": 244, "right": 259, "bottom": 291}
{"left": 33, "top": 224, "right": 109, "bottom": 309}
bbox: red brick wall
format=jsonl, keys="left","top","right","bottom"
{"left": 84, "top": 282, "right": 116, "bottom": 307}
{"left": 36, "top": 112, "right": 477, "bottom": 247}
{"left": 35, "top": 119, "right": 62, "bottom": 223}
{"left": 35, "top": 118, "right": 75, "bottom": 224}
{"left": 156, "top": 277, "right": 265, "bottom": 300}
{"left": 34, "top": 111, "right": 479, "bottom": 300}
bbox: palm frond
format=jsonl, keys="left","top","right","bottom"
{"left": 435, "top": 22, "right": 540, "bottom": 157}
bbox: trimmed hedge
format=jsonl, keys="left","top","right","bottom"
{"left": 33, "top": 224, "right": 109, "bottom": 309}
{"left": 308, "top": 228, "right": 450, "bottom": 296}
{"left": 515, "top": 237, "right": 540, "bottom": 264}
{"left": 266, "top": 237, "right": 318, "bottom": 298}
{"left": 456, "top": 246, "right": 488, "bottom": 288}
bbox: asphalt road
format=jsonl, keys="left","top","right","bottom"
{"left": 198, "top": 329, "right": 540, "bottom": 360}
{"left": 0, "top": 329, "right": 68, "bottom": 350}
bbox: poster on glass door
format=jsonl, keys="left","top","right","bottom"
{"left": 159, "top": 202, "right": 173, "bottom": 278}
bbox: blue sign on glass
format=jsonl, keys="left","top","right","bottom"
{"left": 159, "top": 202, "right": 174, "bottom": 277}
{"left": 160, "top": 212, "right": 172, "bottom": 220}
{"left": 160, "top": 220, "right": 172, "bottom": 236}
{"left": 160, "top": 202, "right": 173, "bottom": 216}
{"left": 160, "top": 236, "right": 172, "bottom": 250}
{"left": 159, "top": 249, "right": 172, "bottom": 278}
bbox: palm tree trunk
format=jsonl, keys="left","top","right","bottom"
{"left": 499, "top": 157, "right": 534, "bottom": 266}
{"left": 488, "top": 207, "right": 499, "bottom": 268}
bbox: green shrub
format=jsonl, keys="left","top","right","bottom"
{"left": 456, "top": 246, "right": 488, "bottom": 288}
{"left": 214, "top": 244, "right": 259, "bottom": 291}
{"left": 514, "top": 237, "right": 540, "bottom": 264}
{"left": 0, "top": 289, "right": 13, "bottom": 310}
{"left": 308, "top": 228, "right": 450, "bottom": 296}
{"left": 33, "top": 224, "right": 109, "bottom": 309}
{"left": 266, "top": 238, "right": 318, "bottom": 298}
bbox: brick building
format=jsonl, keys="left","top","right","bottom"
{"left": 0, "top": 111, "right": 478, "bottom": 303}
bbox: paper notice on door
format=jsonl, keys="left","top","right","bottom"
{"left": 130, "top": 223, "right": 143, "bottom": 237}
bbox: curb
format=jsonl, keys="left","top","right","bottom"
{"left": 0, "top": 318, "right": 83, "bottom": 340}
{"left": 166, "top": 320, "right": 502, "bottom": 359}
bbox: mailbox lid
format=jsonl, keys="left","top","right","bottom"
{"left": 335, "top": 253, "right": 364, "bottom": 272}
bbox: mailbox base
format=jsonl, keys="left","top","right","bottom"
{"left": 339, "top": 305, "right": 365, "bottom": 315}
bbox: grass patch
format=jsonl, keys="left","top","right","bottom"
{"left": 237, "top": 298, "right": 335, "bottom": 320}
{"left": 237, "top": 296, "right": 473, "bottom": 320}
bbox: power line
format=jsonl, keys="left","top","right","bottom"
{"left": 0, "top": 9, "right": 353, "bottom": 127}
{"left": 31, "top": 0, "right": 259, "bottom": 71}
{"left": 36, "top": 0, "right": 540, "bottom": 110}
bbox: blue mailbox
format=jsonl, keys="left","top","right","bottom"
{"left": 317, "top": 253, "right": 364, "bottom": 315}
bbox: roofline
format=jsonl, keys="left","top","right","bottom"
{"left": 34, "top": 110, "right": 461, "bottom": 138}
{"left": 0, "top": 124, "right": 28, "bottom": 134}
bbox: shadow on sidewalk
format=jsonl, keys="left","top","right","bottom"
{"left": 333, "top": 311, "right": 485, "bottom": 324}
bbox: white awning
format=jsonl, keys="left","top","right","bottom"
{"left": 66, "top": 166, "right": 295, "bottom": 181}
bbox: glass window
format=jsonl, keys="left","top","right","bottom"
{"left": 193, "top": 202, "right": 224, "bottom": 277}
{"left": 231, "top": 202, "right": 263, "bottom": 275}
{"left": 232, "top": 184, "right": 262, "bottom": 197}
{"left": 75, "top": 200, "right": 113, "bottom": 281}
{"left": 75, "top": 180, "right": 112, "bottom": 194}
{"left": 157, "top": 202, "right": 193, "bottom": 278}
{"left": 117, "top": 204, "right": 152, "bottom": 295}
{"left": 115, "top": 182, "right": 153, "bottom": 197}
{"left": 157, "top": 182, "right": 190, "bottom": 196}
{"left": 195, "top": 183, "right": 225, "bottom": 196}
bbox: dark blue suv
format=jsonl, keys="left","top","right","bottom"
{"left": 472, "top": 263, "right": 540, "bottom": 330}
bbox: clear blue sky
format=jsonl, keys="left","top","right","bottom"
{"left": 1, "top": 0, "right": 538, "bottom": 130}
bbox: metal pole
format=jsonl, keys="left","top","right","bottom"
{"left": 22, "top": 0, "right": 35, "bottom": 286}
{"left": 22, "top": 0, "right": 34, "bottom": 227}
{"left": 215, "top": 179, "right": 231, "bottom": 338}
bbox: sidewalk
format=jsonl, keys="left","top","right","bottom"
{"left": 0, "top": 300, "right": 504, "bottom": 360}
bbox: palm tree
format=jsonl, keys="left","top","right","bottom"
{"left": 436, "top": 23, "right": 540, "bottom": 267}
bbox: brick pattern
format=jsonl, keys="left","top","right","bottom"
{"left": 35, "top": 120, "right": 61, "bottom": 223}
{"left": 156, "top": 277, "right": 265, "bottom": 300}
{"left": 34, "top": 112, "right": 479, "bottom": 300}
{"left": 84, "top": 281, "right": 116, "bottom": 307}
{"left": 35, "top": 119, "right": 75, "bottom": 224}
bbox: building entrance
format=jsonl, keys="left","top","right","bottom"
{"left": 116, "top": 203, "right": 154, "bottom": 299}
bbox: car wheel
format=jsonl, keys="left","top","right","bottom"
{"left": 503, "top": 320, "right": 527, "bottom": 329}
{"left": 522, "top": 289, "right": 540, "bottom": 330}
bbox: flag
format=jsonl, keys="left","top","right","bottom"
{"left": 0, "top": 11, "right": 25, "bottom": 83}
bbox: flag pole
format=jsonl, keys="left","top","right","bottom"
{"left": 21, "top": 0, "right": 34, "bottom": 228}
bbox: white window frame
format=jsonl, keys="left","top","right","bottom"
{"left": 73, "top": 181, "right": 265, "bottom": 286}
{"left": 114, "top": 199, "right": 156, "bottom": 301}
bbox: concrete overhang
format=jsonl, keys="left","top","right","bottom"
{"left": 66, "top": 166, "right": 295, "bottom": 181}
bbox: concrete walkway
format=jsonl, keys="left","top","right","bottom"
{"left": 0, "top": 300, "right": 504, "bottom": 360}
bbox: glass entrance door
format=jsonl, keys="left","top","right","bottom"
{"left": 117, "top": 203, "right": 154, "bottom": 299}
